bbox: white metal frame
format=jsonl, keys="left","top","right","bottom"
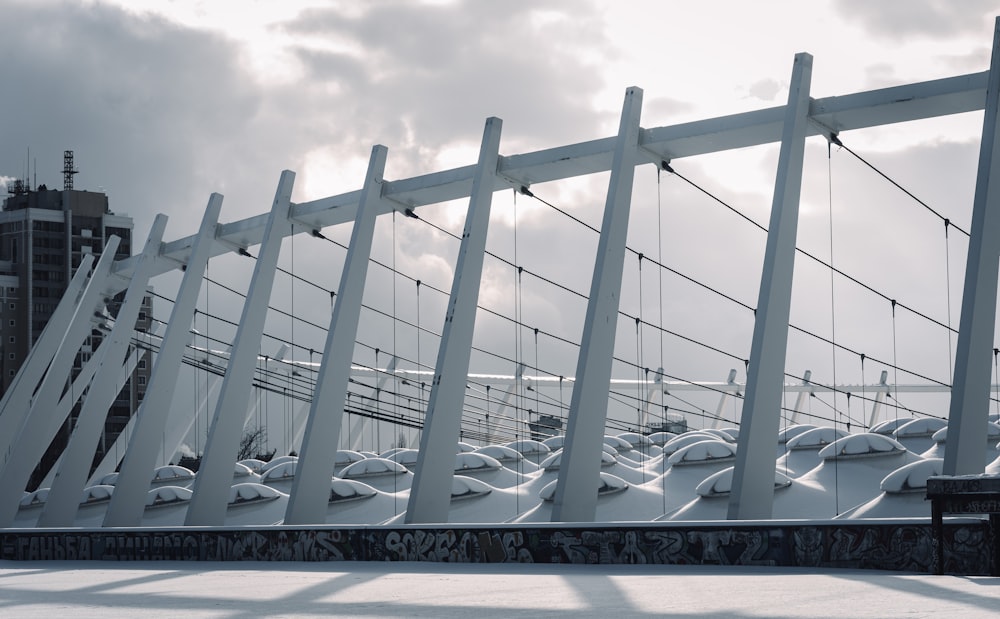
{"left": 3, "top": 28, "right": 1000, "bottom": 527}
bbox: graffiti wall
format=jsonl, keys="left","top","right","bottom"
{"left": 0, "top": 521, "right": 991, "bottom": 575}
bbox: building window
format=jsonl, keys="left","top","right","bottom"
{"left": 138, "top": 376, "right": 147, "bottom": 386}
{"left": 7, "top": 336, "right": 13, "bottom": 344}
{"left": 8, "top": 303, "right": 14, "bottom": 310}
{"left": 7, "top": 320, "right": 13, "bottom": 327}
{"left": 8, "top": 370, "right": 13, "bottom": 377}
{"left": 7, "top": 353, "right": 13, "bottom": 360}
{"left": 138, "top": 359, "right": 147, "bottom": 369}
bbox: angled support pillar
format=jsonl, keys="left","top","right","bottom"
{"left": 713, "top": 369, "right": 740, "bottom": 428}
{"left": 185, "top": 171, "right": 295, "bottom": 526}
{"left": 104, "top": 196, "right": 222, "bottom": 527}
{"left": 405, "top": 117, "right": 503, "bottom": 523}
{"left": 39, "top": 215, "right": 169, "bottom": 527}
{"left": 551, "top": 88, "right": 643, "bottom": 523}
{"left": 485, "top": 362, "right": 524, "bottom": 441}
{"left": 0, "top": 237, "right": 121, "bottom": 528}
{"left": 348, "top": 356, "right": 398, "bottom": 451}
{"left": 728, "top": 53, "right": 813, "bottom": 520}
{"left": 40, "top": 329, "right": 156, "bottom": 489}
{"left": 287, "top": 399, "right": 311, "bottom": 454}
{"left": 867, "top": 370, "right": 889, "bottom": 429}
{"left": 83, "top": 328, "right": 163, "bottom": 485}
{"left": 945, "top": 18, "right": 1000, "bottom": 476}
{"left": 0, "top": 253, "right": 94, "bottom": 466}
{"left": 789, "top": 369, "right": 812, "bottom": 425}
{"left": 284, "top": 145, "right": 388, "bottom": 525}
{"left": 639, "top": 372, "right": 660, "bottom": 431}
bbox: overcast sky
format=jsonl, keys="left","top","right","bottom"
{"left": 4, "top": 0, "right": 1000, "bottom": 451}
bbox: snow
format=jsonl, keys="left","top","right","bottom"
{"left": 0, "top": 560, "right": 995, "bottom": 618}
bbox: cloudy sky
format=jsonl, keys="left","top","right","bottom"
{"left": 4, "top": 0, "right": 1000, "bottom": 451}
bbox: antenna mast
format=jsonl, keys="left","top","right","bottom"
{"left": 63, "top": 150, "right": 78, "bottom": 190}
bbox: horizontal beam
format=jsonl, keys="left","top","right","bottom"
{"left": 112, "top": 71, "right": 989, "bottom": 287}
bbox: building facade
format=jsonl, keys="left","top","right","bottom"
{"left": 0, "top": 182, "right": 150, "bottom": 489}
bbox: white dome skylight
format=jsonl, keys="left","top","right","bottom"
{"left": 259, "top": 455, "right": 298, "bottom": 474}
{"left": 237, "top": 459, "right": 267, "bottom": 473}
{"left": 260, "top": 461, "right": 297, "bottom": 481}
{"left": 870, "top": 418, "right": 914, "bottom": 436}
{"left": 145, "top": 486, "right": 192, "bottom": 508}
{"left": 777, "top": 424, "right": 817, "bottom": 444}
{"left": 879, "top": 458, "right": 944, "bottom": 494}
{"left": 340, "top": 458, "right": 408, "bottom": 479}
{"left": 893, "top": 417, "right": 947, "bottom": 438}
{"left": 662, "top": 432, "right": 730, "bottom": 456}
{"left": 455, "top": 452, "right": 502, "bottom": 472}
{"left": 450, "top": 475, "right": 493, "bottom": 502}
{"left": 667, "top": 440, "right": 737, "bottom": 466}
{"left": 504, "top": 439, "right": 551, "bottom": 457}
{"left": 540, "top": 449, "right": 617, "bottom": 472}
{"left": 604, "top": 435, "right": 633, "bottom": 451}
{"left": 385, "top": 449, "right": 420, "bottom": 467}
{"left": 538, "top": 473, "right": 628, "bottom": 502}
{"left": 695, "top": 466, "right": 792, "bottom": 498}
{"left": 474, "top": 445, "right": 523, "bottom": 463}
{"left": 785, "top": 426, "right": 848, "bottom": 451}
{"left": 696, "top": 429, "right": 737, "bottom": 443}
{"left": 98, "top": 472, "right": 119, "bottom": 486}
{"left": 328, "top": 479, "right": 377, "bottom": 504}
{"left": 335, "top": 450, "right": 367, "bottom": 467}
{"left": 615, "top": 432, "right": 653, "bottom": 450}
{"left": 818, "top": 433, "right": 907, "bottom": 460}
{"left": 152, "top": 465, "right": 195, "bottom": 483}
{"left": 228, "top": 483, "right": 282, "bottom": 506}
{"left": 930, "top": 422, "right": 1000, "bottom": 443}
{"left": 19, "top": 488, "right": 49, "bottom": 508}
{"left": 233, "top": 462, "right": 255, "bottom": 479}
{"left": 457, "top": 441, "right": 477, "bottom": 453}
{"left": 541, "top": 435, "right": 566, "bottom": 450}
{"left": 81, "top": 485, "right": 114, "bottom": 505}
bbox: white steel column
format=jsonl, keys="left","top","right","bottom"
{"left": 185, "top": 171, "right": 295, "bottom": 526}
{"left": 945, "top": 18, "right": 1000, "bottom": 476}
{"left": 0, "top": 254, "right": 94, "bottom": 465}
{"left": 284, "top": 145, "right": 387, "bottom": 525}
{"left": 348, "top": 356, "right": 398, "bottom": 451}
{"left": 485, "top": 363, "right": 523, "bottom": 441}
{"left": 789, "top": 370, "right": 812, "bottom": 425}
{"left": 551, "top": 89, "right": 642, "bottom": 523}
{"left": 40, "top": 333, "right": 153, "bottom": 489}
{"left": 728, "top": 53, "right": 813, "bottom": 520}
{"left": 712, "top": 369, "right": 741, "bottom": 428}
{"left": 867, "top": 370, "right": 890, "bottom": 429}
{"left": 104, "top": 196, "right": 222, "bottom": 527}
{"left": 0, "top": 238, "right": 121, "bottom": 528}
{"left": 84, "top": 344, "right": 224, "bottom": 485}
{"left": 406, "top": 118, "right": 503, "bottom": 523}
{"left": 39, "top": 215, "right": 168, "bottom": 527}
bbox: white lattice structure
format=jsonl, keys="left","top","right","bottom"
{"left": 4, "top": 20, "right": 1000, "bottom": 529}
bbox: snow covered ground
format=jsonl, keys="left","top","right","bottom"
{"left": 0, "top": 560, "right": 997, "bottom": 618}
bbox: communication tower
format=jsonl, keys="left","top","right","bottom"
{"left": 63, "top": 150, "right": 78, "bottom": 190}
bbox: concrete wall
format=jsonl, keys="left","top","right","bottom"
{"left": 1, "top": 520, "right": 991, "bottom": 575}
